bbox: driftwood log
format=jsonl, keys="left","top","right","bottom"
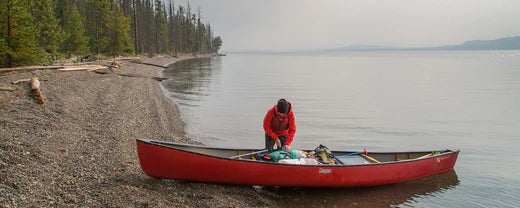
{"left": 0, "top": 66, "right": 64, "bottom": 73}
{"left": 0, "top": 87, "right": 15, "bottom": 91}
{"left": 1, "top": 60, "right": 123, "bottom": 74}
{"left": 116, "top": 73, "right": 168, "bottom": 81}
{"left": 30, "top": 77, "right": 45, "bottom": 104}
{"left": 128, "top": 60, "right": 167, "bottom": 68}
{"left": 11, "top": 78, "right": 31, "bottom": 84}
{"left": 93, "top": 70, "right": 167, "bottom": 81}
{"left": 58, "top": 65, "right": 108, "bottom": 72}
{"left": 87, "top": 65, "right": 109, "bottom": 72}
{"left": 64, "top": 61, "right": 122, "bottom": 69}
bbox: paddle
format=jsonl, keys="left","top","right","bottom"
{"left": 340, "top": 149, "right": 368, "bottom": 157}
{"left": 360, "top": 154, "right": 381, "bottom": 163}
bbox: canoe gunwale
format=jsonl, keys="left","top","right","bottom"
{"left": 137, "top": 138, "right": 460, "bottom": 167}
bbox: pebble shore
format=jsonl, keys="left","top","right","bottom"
{"left": 0, "top": 55, "right": 273, "bottom": 207}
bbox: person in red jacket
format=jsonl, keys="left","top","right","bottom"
{"left": 263, "top": 99, "right": 296, "bottom": 152}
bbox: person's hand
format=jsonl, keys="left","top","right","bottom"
{"left": 283, "top": 145, "right": 291, "bottom": 151}
{"left": 275, "top": 139, "right": 282, "bottom": 149}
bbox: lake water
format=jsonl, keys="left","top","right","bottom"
{"left": 161, "top": 51, "right": 520, "bottom": 207}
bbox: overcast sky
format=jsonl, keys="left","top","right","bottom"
{"left": 175, "top": 0, "right": 520, "bottom": 52}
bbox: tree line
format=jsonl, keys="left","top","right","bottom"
{"left": 0, "top": 0, "right": 223, "bottom": 67}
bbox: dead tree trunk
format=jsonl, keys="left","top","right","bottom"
{"left": 30, "top": 77, "right": 45, "bottom": 104}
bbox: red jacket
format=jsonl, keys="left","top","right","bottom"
{"left": 263, "top": 103, "right": 296, "bottom": 146}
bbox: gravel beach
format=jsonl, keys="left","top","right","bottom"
{"left": 0, "top": 55, "right": 274, "bottom": 207}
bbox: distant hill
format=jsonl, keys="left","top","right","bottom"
{"left": 432, "top": 36, "right": 520, "bottom": 50}
{"left": 330, "top": 36, "right": 520, "bottom": 51}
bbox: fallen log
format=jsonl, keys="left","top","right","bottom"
{"left": 11, "top": 78, "right": 31, "bottom": 84}
{"left": 93, "top": 70, "right": 167, "bottom": 81}
{"left": 128, "top": 60, "right": 167, "bottom": 68}
{"left": 0, "top": 87, "right": 15, "bottom": 91}
{"left": 58, "top": 65, "right": 108, "bottom": 72}
{"left": 86, "top": 65, "right": 109, "bottom": 72}
{"left": 0, "top": 66, "right": 64, "bottom": 73}
{"left": 57, "top": 67, "right": 91, "bottom": 71}
{"left": 30, "top": 77, "right": 45, "bottom": 104}
{"left": 71, "top": 61, "right": 122, "bottom": 69}
{"left": 141, "top": 62, "right": 167, "bottom": 68}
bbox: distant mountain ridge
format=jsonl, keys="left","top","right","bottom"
{"left": 433, "top": 36, "right": 520, "bottom": 50}
{"left": 330, "top": 36, "right": 520, "bottom": 51}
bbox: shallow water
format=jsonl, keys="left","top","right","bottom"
{"left": 161, "top": 51, "right": 520, "bottom": 207}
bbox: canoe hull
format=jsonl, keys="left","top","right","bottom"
{"left": 137, "top": 139, "right": 459, "bottom": 187}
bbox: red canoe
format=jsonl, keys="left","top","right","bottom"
{"left": 136, "top": 138, "right": 459, "bottom": 187}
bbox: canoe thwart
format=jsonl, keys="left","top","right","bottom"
{"left": 230, "top": 149, "right": 268, "bottom": 159}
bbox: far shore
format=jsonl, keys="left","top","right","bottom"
{"left": 0, "top": 54, "right": 274, "bottom": 207}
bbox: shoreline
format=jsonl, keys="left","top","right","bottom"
{"left": 157, "top": 56, "right": 203, "bottom": 145}
{"left": 0, "top": 54, "right": 273, "bottom": 207}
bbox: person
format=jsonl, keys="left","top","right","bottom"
{"left": 263, "top": 98, "right": 296, "bottom": 152}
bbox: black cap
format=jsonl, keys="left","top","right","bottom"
{"left": 277, "top": 99, "right": 288, "bottom": 114}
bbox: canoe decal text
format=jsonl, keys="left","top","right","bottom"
{"left": 319, "top": 168, "right": 332, "bottom": 174}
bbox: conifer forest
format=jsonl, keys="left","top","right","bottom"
{"left": 0, "top": 0, "right": 223, "bottom": 67}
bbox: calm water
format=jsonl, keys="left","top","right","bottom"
{"left": 161, "top": 51, "right": 520, "bottom": 207}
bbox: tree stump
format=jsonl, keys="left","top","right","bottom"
{"left": 30, "top": 77, "right": 45, "bottom": 104}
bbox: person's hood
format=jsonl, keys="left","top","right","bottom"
{"left": 274, "top": 102, "right": 292, "bottom": 116}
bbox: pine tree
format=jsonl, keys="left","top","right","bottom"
{"left": 196, "top": 9, "right": 206, "bottom": 53}
{"left": 132, "top": 0, "right": 139, "bottom": 54}
{"left": 174, "top": 6, "right": 185, "bottom": 54}
{"left": 143, "top": 0, "right": 154, "bottom": 53}
{"left": 89, "top": 0, "right": 111, "bottom": 54}
{"left": 154, "top": 0, "right": 168, "bottom": 53}
{"left": 32, "top": 0, "right": 63, "bottom": 59}
{"left": 63, "top": 4, "right": 89, "bottom": 56}
{"left": 108, "top": 6, "right": 134, "bottom": 56}
{"left": 185, "top": 4, "right": 195, "bottom": 53}
{"left": 205, "top": 24, "right": 213, "bottom": 53}
{"left": 0, "top": 0, "right": 43, "bottom": 67}
{"left": 212, "top": 36, "right": 222, "bottom": 53}
{"left": 120, "top": 0, "right": 133, "bottom": 16}
{"left": 167, "top": 0, "right": 175, "bottom": 54}
{"left": 54, "top": 0, "right": 70, "bottom": 28}
{"left": 186, "top": 15, "right": 195, "bottom": 53}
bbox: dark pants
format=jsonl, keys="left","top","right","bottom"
{"left": 265, "top": 134, "right": 287, "bottom": 152}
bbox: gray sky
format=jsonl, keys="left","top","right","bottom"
{"left": 175, "top": 0, "right": 520, "bottom": 52}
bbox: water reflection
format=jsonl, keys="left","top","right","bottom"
{"left": 159, "top": 52, "right": 520, "bottom": 206}
{"left": 261, "top": 170, "right": 459, "bottom": 208}
{"left": 161, "top": 57, "right": 218, "bottom": 104}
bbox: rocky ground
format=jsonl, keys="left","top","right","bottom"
{"left": 0, "top": 55, "right": 275, "bottom": 207}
